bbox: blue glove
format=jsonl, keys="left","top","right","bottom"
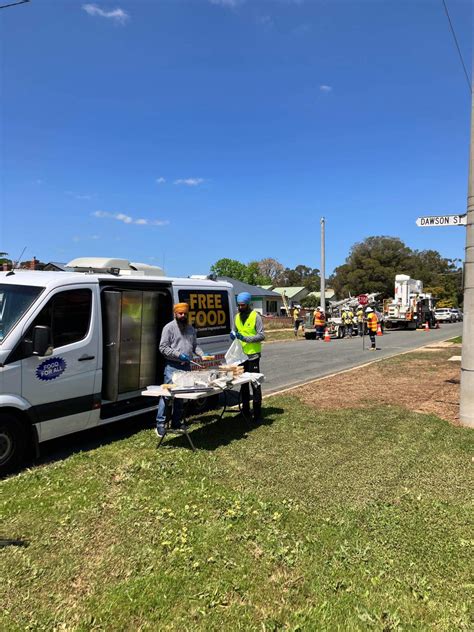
{"left": 230, "top": 331, "right": 236, "bottom": 341}
{"left": 235, "top": 332, "right": 244, "bottom": 341}
{"left": 179, "top": 353, "right": 190, "bottom": 362}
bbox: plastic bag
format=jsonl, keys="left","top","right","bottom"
{"left": 224, "top": 339, "right": 248, "bottom": 366}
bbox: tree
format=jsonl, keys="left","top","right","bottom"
{"left": 329, "top": 236, "right": 415, "bottom": 298}
{"left": 210, "top": 258, "right": 249, "bottom": 282}
{"left": 329, "top": 236, "right": 463, "bottom": 304}
{"left": 0, "top": 252, "right": 11, "bottom": 265}
{"left": 276, "top": 264, "right": 320, "bottom": 290}
{"left": 257, "top": 258, "right": 285, "bottom": 283}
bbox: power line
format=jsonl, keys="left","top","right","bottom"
{"left": 0, "top": 0, "right": 30, "bottom": 8}
{"left": 441, "top": 0, "right": 472, "bottom": 93}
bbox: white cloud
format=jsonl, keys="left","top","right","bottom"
{"left": 156, "top": 177, "right": 166, "bottom": 184}
{"left": 73, "top": 234, "right": 100, "bottom": 242}
{"left": 82, "top": 4, "right": 129, "bottom": 24}
{"left": 173, "top": 178, "right": 204, "bottom": 186}
{"left": 209, "top": 0, "right": 243, "bottom": 7}
{"left": 256, "top": 14, "right": 273, "bottom": 29}
{"left": 66, "top": 190, "right": 93, "bottom": 200}
{"left": 319, "top": 85, "right": 333, "bottom": 93}
{"left": 92, "top": 210, "right": 169, "bottom": 226}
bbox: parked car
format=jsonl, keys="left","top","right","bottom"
{"left": 449, "top": 308, "right": 463, "bottom": 322}
{"left": 434, "top": 308, "right": 455, "bottom": 323}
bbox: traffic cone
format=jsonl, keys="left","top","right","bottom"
{"left": 424, "top": 321, "right": 430, "bottom": 332}
{"left": 324, "top": 327, "right": 331, "bottom": 342}
{"left": 376, "top": 323, "right": 383, "bottom": 336}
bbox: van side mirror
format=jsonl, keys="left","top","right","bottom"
{"left": 32, "top": 325, "right": 53, "bottom": 357}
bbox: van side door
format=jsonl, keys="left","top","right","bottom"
{"left": 20, "top": 285, "right": 100, "bottom": 441}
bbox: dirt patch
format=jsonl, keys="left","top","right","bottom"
{"left": 292, "top": 347, "right": 461, "bottom": 425}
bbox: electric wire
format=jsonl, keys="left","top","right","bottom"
{"left": 441, "top": 0, "right": 472, "bottom": 92}
{"left": 0, "top": 0, "right": 30, "bottom": 9}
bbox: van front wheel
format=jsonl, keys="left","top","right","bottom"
{"left": 0, "top": 414, "right": 26, "bottom": 477}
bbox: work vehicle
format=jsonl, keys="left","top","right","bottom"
{"left": 0, "top": 257, "right": 235, "bottom": 475}
{"left": 434, "top": 308, "right": 456, "bottom": 323}
{"left": 384, "top": 275, "right": 437, "bottom": 329}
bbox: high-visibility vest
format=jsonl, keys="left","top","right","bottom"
{"left": 314, "top": 311, "right": 325, "bottom": 327}
{"left": 357, "top": 309, "right": 364, "bottom": 322}
{"left": 367, "top": 313, "right": 378, "bottom": 332}
{"left": 235, "top": 311, "right": 262, "bottom": 355}
{"left": 293, "top": 308, "right": 300, "bottom": 321}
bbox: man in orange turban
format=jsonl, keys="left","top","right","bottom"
{"left": 155, "top": 301, "right": 206, "bottom": 436}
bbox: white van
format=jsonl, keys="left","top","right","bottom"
{"left": 0, "top": 258, "right": 235, "bottom": 474}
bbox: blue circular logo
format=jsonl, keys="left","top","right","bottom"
{"left": 36, "top": 357, "right": 67, "bottom": 381}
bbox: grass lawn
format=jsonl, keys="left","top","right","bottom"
{"left": 449, "top": 336, "right": 462, "bottom": 344}
{"left": 1, "top": 393, "right": 473, "bottom": 629}
{"left": 265, "top": 329, "right": 304, "bottom": 342}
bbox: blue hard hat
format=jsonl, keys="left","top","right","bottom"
{"left": 236, "top": 292, "right": 252, "bottom": 304}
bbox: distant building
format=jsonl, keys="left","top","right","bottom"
{"left": 271, "top": 286, "right": 309, "bottom": 311}
{"left": 305, "top": 289, "right": 336, "bottom": 302}
{"left": 217, "top": 277, "right": 282, "bottom": 315}
{"left": 44, "top": 262, "right": 69, "bottom": 271}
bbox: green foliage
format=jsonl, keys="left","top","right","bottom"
{"left": 277, "top": 264, "right": 320, "bottom": 290}
{"left": 329, "top": 236, "right": 462, "bottom": 302}
{"left": 301, "top": 294, "right": 319, "bottom": 308}
{"left": 210, "top": 258, "right": 273, "bottom": 286}
{"left": 0, "top": 252, "right": 11, "bottom": 265}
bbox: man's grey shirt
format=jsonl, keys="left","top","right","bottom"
{"left": 159, "top": 320, "right": 204, "bottom": 363}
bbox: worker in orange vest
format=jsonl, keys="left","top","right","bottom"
{"left": 365, "top": 307, "right": 378, "bottom": 350}
{"left": 313, "top": 307, "right": 326, "bottom": 340}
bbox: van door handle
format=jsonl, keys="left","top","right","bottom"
{"left": 78, "top": 354, "right": 95, "bottom": 361}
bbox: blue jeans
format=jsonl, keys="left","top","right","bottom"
{"left": 156, "top": 363, "right": 190, "bottom": 429}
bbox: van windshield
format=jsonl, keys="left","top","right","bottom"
{"left": 0, "top": 284, "right": 44, "bottom": 343}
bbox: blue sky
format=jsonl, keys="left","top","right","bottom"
{"left": 1, "top": 0, "right": 472, "bottom": 277}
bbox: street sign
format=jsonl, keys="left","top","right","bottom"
{"left": 357, "top": 294, "right": 368, "bottom": 305}
{"left": 416, "top": 214, "right": 467, "bottom": 227}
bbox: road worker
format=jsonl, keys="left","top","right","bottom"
{"left": 292, "top": 305, "right": 302, "bottom": 337}
{"left": 230, "top": 292, "right": 265, "bottom": 422}
{"left": 345, "top": 308, "right": 354, "bottom": 338}
{"left": 313, "top": 306, "right": 326, "bottom": 340}
{"left": 365, "top": 307, "right": 378, "bottom": 350}
{"left": 356, "top": 306, "right": 364, "bottom": 336}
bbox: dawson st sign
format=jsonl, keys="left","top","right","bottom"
{"left": 416, "top": 214, "right": 467, "bottom": 227}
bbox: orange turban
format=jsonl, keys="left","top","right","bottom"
{"left": 173, "top": 302, "right": 189, "bottom": 314}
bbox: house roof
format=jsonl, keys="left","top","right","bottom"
{"left": 44, "top": 262, "right": 69, "bottom": 271}
{"left": 272, "top": 286, "right": 307, "bottom": 299}
{"left": 306, "top": 289, "right": 336, "bottom": 299}
{"left": 218, "top": 277, "right": 282, "bottom": 299}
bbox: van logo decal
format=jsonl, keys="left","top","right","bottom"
{"left": 36, "top": 357, "right": 67, "bottom": 381}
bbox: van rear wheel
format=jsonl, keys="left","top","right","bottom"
{"left": 0, "top": 414, "right": 26, "bottom": 477}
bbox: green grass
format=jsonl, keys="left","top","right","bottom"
{"left": 265, "top": 329, "right": 303, "bottom": 342}
{"left": 449, "top": 336, "right": 462, "bottom": 344}
{"left": 1, "top": 399, "right": 473, "bottom": 631}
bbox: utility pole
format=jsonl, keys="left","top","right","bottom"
{"left": 460, "top": 87, "right": 474, "bottom": 427}
{"left": 320, "top": 217, "right": 326, "bottom": 312}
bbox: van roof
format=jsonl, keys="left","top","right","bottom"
{"left": 0, "top": 269, "right": 233, "bottom": 290}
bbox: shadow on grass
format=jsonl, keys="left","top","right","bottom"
{"left": 157, "top": 405, "right": 285, "bottom": 452}
{"left": 35, "top": 412, "right": 155, "bottom": 470}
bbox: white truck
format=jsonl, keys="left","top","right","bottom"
{"left": 384, "top": 275, "right": 436, "bottom": 330}
{"left": 0, "top": 257, "right": 235, "bottom": 474}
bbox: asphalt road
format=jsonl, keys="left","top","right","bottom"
{"left": 260, "top": 322, "right": 463, "bottom": 394}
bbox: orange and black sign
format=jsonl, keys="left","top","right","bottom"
{"left": 178, "top": 289, "right": 231, "bottom": 338}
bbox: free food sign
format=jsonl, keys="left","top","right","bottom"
{"left": 178, "top": 289, "right": 231, "bottom": 338}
